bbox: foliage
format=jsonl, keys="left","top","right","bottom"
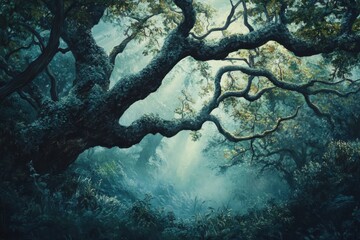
{"left": 1, "top": 0, "right": 360, "bottom": 239}
{"left": 1, "top": 139, "right": 359, "bottom": 239}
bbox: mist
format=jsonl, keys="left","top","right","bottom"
{"left": 1, "top": 1, "right": 359, "bottom": 239}
{"left": 76, "top": 18, "right": 292, "bottom": 218}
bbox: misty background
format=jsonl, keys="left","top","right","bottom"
{"left": 71, "top": 16, "right": 292, "bottom": 218}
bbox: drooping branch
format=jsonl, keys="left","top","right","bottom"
{"left": 208, "top": 106, "right": 300, "bottom": 142}
{"left": 104, "top": 54, "right": 357, "bottom": 149}
{"left": 302, "top": 94, "right": 329, "bottom": 118}
{"left": 0, "top": 0, "right": 64, "bottom": 101}
{"left": 212, "top": 65, "right": 275, "bottom": 103}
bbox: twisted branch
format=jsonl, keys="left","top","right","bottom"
{"left": 0, "top": 0, "right": 64, "bottom": 100}
{"left": 190, "top": 0, "right": 241, "bottom": 40}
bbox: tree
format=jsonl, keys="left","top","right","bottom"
{"left": 1, "top": 0, "right": 360, "bottom": 174}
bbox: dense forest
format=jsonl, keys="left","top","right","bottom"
{"left": 1, "top": 0, "right": 360, "bottom": 239}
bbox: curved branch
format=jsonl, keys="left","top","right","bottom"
{"left": 241, "top": 0, "right": 254, "bottom": 32}
{"left": 57, "top": 47, "right": 70, "bottom": 54}
{"left": 304, "top": 79, "right": 347, "bottom": 87}
{"left": 302, "top": 94, "right": 328, "bottom": 117}
{"left": 217, "top": 76, "right": 254, "bottom": 104}
{"left": 214, "top": 65, "right": 306, "bottom": 93}
{"left": 191, "top": 0, "right": 241, "bottom": 40}
{"left": 109, "top": 14, "right": 158, "bottom": 64}
{"left": 0, "top": 0, "right": 64, "bottom": 100}
{"left": 99, "top": 114, "right": 207, "bottom": 148}
{"left": 310, "top": 87, "right": 360, "bottom": 97}
{"left": 5, "top": 42, "right": 34, "bottom": 61}
{"left": 208, "top": 106, "right": 300, "bottom": 142}
{"left": 109, "top": 33, "right": 137, "bottom": 65}
{"left": 19, "top": 23, "right": 45, "bottom": 50}
{"left": 244, "top": 87, "right": 275, "bottom": 101}
{"left": 174, "top": 0, "right": 196, "bottom": 36}
{"left": 189, "top": 23, "right": 360, "bottom": 60}
{"left": 105, "top": 1, "right": 196, "bottom": 117}
{"left": 20, "top": 22, "right": 59, "bottom": 101}
{"left": 102, "top": 4, "right": 360, "bottom": 146}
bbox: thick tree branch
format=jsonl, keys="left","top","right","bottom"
{"left": 105, "top": 1, "right": 197, "bottom": 118}
{"left": 99, "top": 114, "right": 207, "bottom": 148}
{"left": 0, "top": 0, "right": 64, "bottom": 101}
{"left": 60, "top": 3, "right": 111, "bottom": 93}
{"left": 188, "top": 23, "right": 360, "bottom": 60}
{"left": 174, "top": 0, "right": 196, "bottom": 36}
{"left": 104, "top": 6, "right": 360, "bottom": 121}
{"left": 103, "top": 63, "right": 299, "bottom": 148}
{"left": 99, "top": 3, "right": 360, "bottom": 150}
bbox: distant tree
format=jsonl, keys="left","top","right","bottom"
{"left": 0, "top": 0, "right": 359, "bottom": 174}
